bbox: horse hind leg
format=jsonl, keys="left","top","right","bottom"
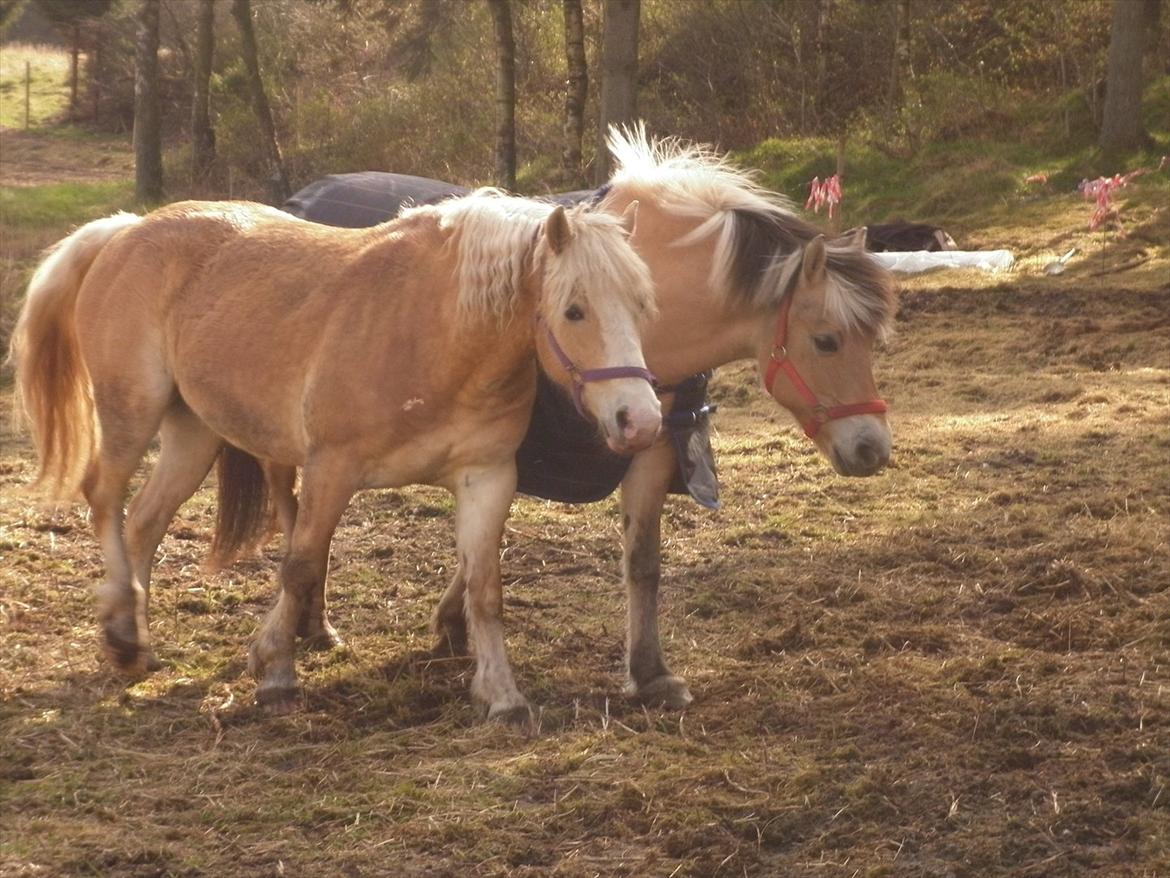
{"left": 123, "top": 404, "right": 223, "bottom": 670}
{"left": 431, "top": 568, "right": 469, "bottom": 657}
{"left": 83, "top": 383, "right": 172, "bottom": 674}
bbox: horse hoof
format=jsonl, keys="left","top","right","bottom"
{"left": 102, "top": 624, "right": 147, "bottom": 674}
{"left": 488, "top": 701, "right": 535, "bottom": 730}
{"left": 300, "top": 631, "right": 344, "bottom": 652}
{"left": 629, "top": 675, "right": 693, "bottom": 710}
{"left": 255, "top": 686, "right": 301, "bottom": 714}
{"left": 431, "top": 631, "right": 469, "bottom": 659}
{"left": 143, "top": 651, "right": 164, "bottom": 673}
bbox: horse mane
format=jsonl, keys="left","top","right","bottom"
{"left": 606, "top": 123, "right": 897, "bottom": 338}
{"left": 402, "top": 189, "right": 653, "bottom": 324}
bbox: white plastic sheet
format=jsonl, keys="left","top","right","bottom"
{"left": 871, "top": 250, "right": 1015, "bottom": 275}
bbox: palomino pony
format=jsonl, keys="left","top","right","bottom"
{"left": 10, "top": 192, "right": 661, "bottom": 720}
{"left": 227, "top": 126, "right": 899, "bottom": 711}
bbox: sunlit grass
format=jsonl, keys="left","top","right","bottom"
{"left": 0, "top": 179, "right": 134, "bottom": 229}
{"left": 0, "top": 43, "right": 70, "bottom": 129}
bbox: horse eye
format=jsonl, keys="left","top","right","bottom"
{"left": 814, "top": 334, "right": 840, "bottom": 354}
{"left": 564, "top": 305, "right": 585, "bottom": 321}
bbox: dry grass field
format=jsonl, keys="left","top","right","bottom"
{"left": 2, "top": 233, "right": 1168, "bottom": 876}
{"left": 1, "top": 63, "right": 1167, "bottom": 873}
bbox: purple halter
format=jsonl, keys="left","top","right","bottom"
{"left": 536, "top": 315, "right": 657, "bottom": 416}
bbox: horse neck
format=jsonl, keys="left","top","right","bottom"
{"left": 610, "top": 196, "right": 760, "bottom": 384}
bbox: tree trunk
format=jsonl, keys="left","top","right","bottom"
{"left": 813, "top": 0, "right": 831, "bottom": 129}
{"left": 594, "top": 0, "right": 639, "bottom": 185}
{"left": 1143, "top": 0, "right": 1162, "bottom": 58}
{"left": 231, "top": 0, "right": 290, "bottom": 203}
{"left": 486, "top": 0, "right": 516, "bottom": 190}
{"left": 887, "top": 0, "right": 911, "bottom": 109}
{"left": 68, "top": 22, "right": 79, "bottom": 120}
{"left": 91, "top": 19, "right": 103, "bottom": 121}
{"left": 1099, "top": 0, "right": 1148, "bottom": 153}
{"left": 562, "top": 0, "right": 587, "bottom": 181}
{"left": 133, "top": 0, "right": 163, "bottom": 203}
{"left": 192, "top": 0, "right": 216, "bottom": 184}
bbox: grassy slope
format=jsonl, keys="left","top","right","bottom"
{"left": 1, "top": 54, "right": 1168, "bottom": 878}
{"left": 0, "top": 43, "right": 70, "bottom": 129}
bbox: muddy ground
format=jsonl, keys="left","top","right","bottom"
{"left": 1, "top": 265, "right": 1167, "bottom": 877}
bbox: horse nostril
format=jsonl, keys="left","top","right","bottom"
{"left": 615, "top": 407, "right": 631, "bottom": 434}
{"left": 856, "top": 439, "right": 879, "bottom": 470}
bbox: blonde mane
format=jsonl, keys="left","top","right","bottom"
{"left": 403, "top": 189, "right": 653, "bottom": 324}
{"left": 606, "top": 124, "right": 896, "bottom": 337}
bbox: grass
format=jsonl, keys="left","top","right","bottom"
{"left": 0, "top": 42, "right": 71, "bottom": 129}
{"left": 737, "top": 76, "right": 1170, "bottom": 235}
{"left": 0, "top": 179, "right": 134, "bottom": 228}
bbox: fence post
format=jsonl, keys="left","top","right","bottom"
{"left": 25, "top": 60, "right": 31, "bottom": 129}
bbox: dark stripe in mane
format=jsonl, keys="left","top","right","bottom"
{"left": 729, "top": 208, "right": 897, "bottom": 336}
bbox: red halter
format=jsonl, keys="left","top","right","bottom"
{"left": 763, "top": 293, "right": 888, "bottom": 439}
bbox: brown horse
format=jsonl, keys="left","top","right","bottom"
{"left": 245, "top": 127, "right": 898, "bottom": 710}
{"left": 10, "top": 192, "right": 660, "bottom": 721}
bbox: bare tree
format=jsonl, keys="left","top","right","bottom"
{"left": 486, "top": 0, "right": 517, "bottom": 190}
{"left": 1099, "top": 0, "right": 1155, "bottom": 153}
{"left": 133, "top": 0, "right": 163, "bottom": 202}
{"left": 191, "top": 0, "right": 216, "bottom": 184}
{"left": 562, "top": 0, "right": 587, "bottom": 181}
{"left": 595, "top": 0, "right": 639, "bottom": 185}
{"left": 232, "top": 0, "right": 290, "bottom": 202}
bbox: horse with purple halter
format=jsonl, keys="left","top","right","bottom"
{"left": 282, "top": 170, "right": 720, "bottom": 508}
{"left": 234, "top": 126, "right": 898, "bottom": 712}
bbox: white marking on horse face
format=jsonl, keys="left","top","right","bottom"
{"left": 402, "top": 398, "right": 425, "bottom": 411}
{"left": 584, "top": 297, "right": 662, "bottom": 454}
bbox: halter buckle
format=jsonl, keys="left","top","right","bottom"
{"left": 770, "top": 344, "right": 787, "bottom": 362}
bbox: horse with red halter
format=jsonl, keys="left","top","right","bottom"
{"left": 10, "top": 191, "right": 660, "bottom": 721}
{"left": 235, "top": 126, "right": 898, "bottom": 710}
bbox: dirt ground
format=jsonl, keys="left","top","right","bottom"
{"left": 0, "top": 129, "right": 133, "bottom": 186}
{"left": 1, "top": 256, "right": 1167, "bottom": 876}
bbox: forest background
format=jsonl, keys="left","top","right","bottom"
{"left": 2, "top": 0, "right": 1168, "bottom": 216}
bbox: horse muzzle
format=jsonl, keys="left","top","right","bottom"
{"left": 828, "top": 419, "right": 891, "bottom": 477}
{"left": 604, "top": 395, "right": 662, "bottom": 455}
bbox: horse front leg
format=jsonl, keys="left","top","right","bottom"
{"left": 249, "top": 457, "right": 354, "bottom": 712}
{"left": 620, "top": 441, "right": 694, "bottom": 709}
{"left": 454, "top": 462, "right": 531, "bottom": 726}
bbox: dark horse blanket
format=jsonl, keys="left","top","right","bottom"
{"left": 285, "top": 172, "right": 719, "bottom": 507}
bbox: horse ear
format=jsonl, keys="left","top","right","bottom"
{"left": 618, "top": 200, "right": 639, "bottom": 238}
{"left": 839, "top": 225, "right": 867, "bottom": 251}
{"left": 802, "top": 234, "right": 828, "bottom": 284}
{"left": 545, "top": 205, "right": 572, "bottom": 255}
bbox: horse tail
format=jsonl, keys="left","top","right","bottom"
{"left": 7, "top": 212, "right": 142, "bottom": 498}
{"left": 210, "top": 444, "right": 271, "bottom": 568}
